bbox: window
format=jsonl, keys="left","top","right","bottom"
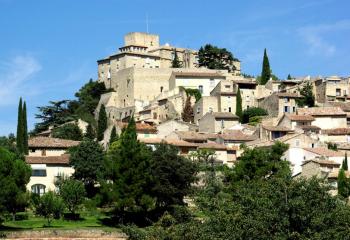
{"left": 284, "top": 98, "right": 289, "bottom": 103}
{"left": 228, "top": 107, "right": 232, "bottom": 112}
{"left": 160, "top": 86, "right": 163, "bottom": 93}
{"left": 293, "top": 106, "right": 296, "bottom": 112}
{"left": 221, "top": 120, "right": 225, "bottom": 128}
{"left": 197, "top": 107, "right": 200, "bottom": 114}
{"left": 225, "top": 85, "right": 231, "bottom": 89}
{"left": 284, "top": 106, "right": 289, "bottom": 113}
{"left": 31, "top": 148, "right": 35, "bottom": 153}
{"left": 198, "top": 85, "right": 203, "bottom": 94}
{"left": 32, "top": 169, "right": 47, "bottom": 177}
{"left": 336, "top": 88, "right": 341, "bottom": 96}
{"left": 31, "top": 184, "right": 46, "bottom": 195}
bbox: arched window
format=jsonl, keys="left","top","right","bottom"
{"left": 31, "top": 184, "right": 46, "bottom": 195}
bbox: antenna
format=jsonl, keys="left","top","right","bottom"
{"left": 146, "top": 13, "right": 149, "bottom": 33}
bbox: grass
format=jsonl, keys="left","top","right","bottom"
{"left": 0, "top": 210, "right": 119, "bottom": 232}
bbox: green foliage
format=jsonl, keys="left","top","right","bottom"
{"left": 259, "top": 48, "right": 271, "bottom": 85}
{"left": 52, "top": 123, "right": 83, "bottom": 141}
{"left": 184, "top": 88, "right": 202, "bottom": 102}
{"left": 104, "top": 117, "right": 155, "bottom": 221}
{"left": 287, "top": 74, "right": 292, "bottom": 80}
{"left": 231, "top": 142, "right": 290, "bottom": 181}
{"left": 70, "top": 139, "right": 105, "bottom": 197}
{"left": 0, "top": 134, "right": 17, "bottom": 154}
{"left": 84, "top": 123, "right": 96, "bottom": 140}
{"left": 22, "top": 101, "right": 28, "bottom": 154}
{"left": 241, "top": 107, "right": 268, "bottom": 124}
{"left": 97, "top": 104, "right": 107, "bottom": 141}
{"left": 171, "top": 48, "right": 182, "bottom": 68}
{"left": 34, "top": 191, "right": 65, "bottom": 226}
{"left": 296, "top": 82, "right": 315, "bottom": 107}
{"left": 337, "top": 168, "right": 350, "bottom": 199}
{"left": 0, "top": 147, "right": 31, "bottom": 218}
{"left": 235, "top": 87, "right": 242, "bottom": 122}
{"left": 60, "top": 179, "right": 86, "bottom": 216}
{"left": 16, "top": 98, "right": 24, "bottom": 153}
{"left": 181, "top": 97, "right": 194, "bottom": 123}
{"left": 151, "top": 144, "right": 197, "bottom": 208}
{"left": 109, "top": 126, "right": 118, "bottom": 146}
{"left": 198, "top": 44, "right": 238, "bottom": 72}
{"left": 343, "top": 153, "right": 348, "bottom": 170}
{"left": 327, "top": 142, "right": 338, "bottom": 151}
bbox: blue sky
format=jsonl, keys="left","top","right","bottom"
{"left": 0, "top": 0, "right": 350, "bottom": 135}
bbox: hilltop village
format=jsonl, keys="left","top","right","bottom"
{"left": 24, "top": 32, "right": 350, "bottom": 194}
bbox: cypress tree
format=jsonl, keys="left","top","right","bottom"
{"left": 182, "top": 96, "right": 194, "bottom": 123}
{"left": 337, "top": 168, "right": 349, "bottom": 199}
{"left": 236, "top": 87, "right": 243, "bottom": 122}
{"left": 16, "top": 98, "right": 24, "bottom": 153}
{"left": 260, "top": 48, "right": 271, "bottom": 85}
{"left": 287, "top": 74, "right": 292, "bottom": 80}
{"left": 84, "top": 123, "right": 95, "bottom": 140}
{"left": 343, "top": 153, "right": 348, "bottom": 170}
{"left": 22, "top": 101, "right": 28, "bottom": 154}
{"left": 109, "top": 126, "right": 118, "bottom": 145}
{"left": 97, "top": 104, "right": 107, "bottom": 141}
{"left": 171, "top": 48, "right": 182, "bottom": 68}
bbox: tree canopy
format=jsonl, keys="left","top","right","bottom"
{"left": 52, "top": 123, "right": 83, "bottom": 141}
{"left": 198, "top": 44, "right": 238, "bottom": 72}
{"left": 171, "top": 49, "right": 182, "bottom": 68}
{"left": 296, "top": 82, "right": 315, "bottom": 107}
{"left": 97, "top": 104, "right": 107, "bottom": 141}
{"left": 259, "top": 48, "right": 271, "bottom": 85}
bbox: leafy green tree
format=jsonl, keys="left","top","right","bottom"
{"left": 34, "top": 100, "right": 76, "bottom": 133}
{"left": 60, "top": 179, "right": 86, "bottom": 217}
{"left": 34, "top": 191, "right": 64, "bottom": 226}
{"left": 104, "top": 117, "right": 155, "bottom": 222}
{"left": 171, "top": 49, "right": 182, "bottom": 68}
{"left": 109, "top": 126, "right": 118, "bottom": 145}
{"left": 198, "top": 44, "right": 238, "bottom": 72}
{"left": 151, "top": 144, "right": 197, "bottom": 209}
{"left": 241, "top": 107, "right": 268, "bottom": 124}
{"left": 337, "top": 168, "right": 349, "bottom": 199}
{"left": 182, "top": 97, "right": 194, "bottom": 123}
{"left": 70, "top": 139, "right": 105, "bottom": 197}
{"left": 235, "top": 87, "right": 242, "bottom": 122}
{"left": 259, "top": 48, "right": 271, "bottom": 85}
{"left": 343, "top": 153, "right": 348, "bottom": 170}
{"left": 52, "top": 123, "right": 83, "bottom": 141}
{"left": 184, "top": 88, "right": 201, "bottom": 102}
{"left": 0, "top": 135, "right": 17, "bottom": 154}
{"left": 84, "top": 123, "right": 96, "bottom": 140}
{"left": 296, "top": 82, "right": 315, "bottom": 107}
{"left": 97, "top": 104, "right": 107, "bottom": 141}
{"left": 0, "top": 147, "right": 31, "bottom": 219}
{"left": 16, "top": 98, "right": 24, "bottom": 153}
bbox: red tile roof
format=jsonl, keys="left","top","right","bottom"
{"left": 277, "top": 92, "right": 301, "bottom": 98}
{"left": 297, "top": 107, "right": 346, "bottom": 116}
{"left": 262, "top": 125, "right": 294, "bottom": 132}
{"left": 198, "top": 142, "right": 227, "bottom": 150}
{"left": 117, "top": 122, "right": 157, "bottom": 133}
{"left": 303, "top": 147, "right": 344, "bottom": 157}
{"left": 25, "top": 154, "right": 70, "bottom": 165}
{"left": 28, "top": 137, "right": 80, "bottom": 148}
{"left": 322, "top": 128, "right": 350, "bottom": 135}
{"left": 219, "top": 130, "right": 257, "bottom": 141}
{"left": 285, "top": 113, "right": 315, "bottom": 121}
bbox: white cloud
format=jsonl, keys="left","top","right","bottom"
{"left": 0, "top": 55, "right": 42, "bottom": 106}
{"left": 298, "top": 20, "right": 350, "bottom": 56}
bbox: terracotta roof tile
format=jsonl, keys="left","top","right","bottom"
{"left": 219, "top": 130, "right": 257, "bottom": 141}
{"left": 198, "top": 142, "right": 228, "bottom": 150}
{"left": 117, "top": 122, "right": 157, "bottom": 133}
{"left": 328, "top": 170, "right": 350, "bottom": 179}
{"left": 211, "top": 112, "right": 239, "bottom": 119}
{"left": 322, "top": 128, "right": 350, "bottom": 135}
{"left": 297, "top": 107, "right": 346, "bottom": 116}
{"left": 262, "top": 125, "right": 294, "bottom": 132}
{"left": 277, "top": 92, "right": 301, "bottom": 98}
{"left": 140, "top": 138, "right": 198, "bottom": 147}
{"left": 176, "top": 131, "right": 218, "bottom": 141}
{"left": 25, "top": 154, "right": 70, "bottom": 164}
{"left": 285, "top": 113, "right": 315, "bottom": 121}
{"left": 302, "top": 159, "right": 341, "bottom": 167}
{"left": 28, "top": 137, "right": 80, "bottom": 148}
{"left": 303, "top": 147, "right": 344, "bottom": 157}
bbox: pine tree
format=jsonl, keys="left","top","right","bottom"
{"left": 171, "top": 48, "right": 182, "bottom": 68}
{"left": 182, "top": 96, "right": 194, "bottom": 123}
{"left": 343, "top": 153, "right": 348, "bottom": 170}
{"left": 109, "top": 126, "right": 118, "bottom": 145}
{"left": 106, "top": 117, "right": 154, "bottom": 216}
{"left": 16, "top": 98, "right": 24, "bottom": 154}
{"left": 337, "top": 168, "right": 349, "bottom": 199}
{"left": 287, "top": 74, "right": 292, "bottom": 80}
{"left": 97, "top": 104, "right": 107, "bottom": 141}
{"left": 260, "top": 48, "right": 271, "bottom": 85}
{"left": 84, "top": 123, "right": 95, "bottom": 140}
{"left": 236, "top": 87, "right": 242, "bottom": 122}
{"left": 22, "top": 101, "right": 28, "bottom": 154}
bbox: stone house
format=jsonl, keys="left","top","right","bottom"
{"left": 314, "top": 76, "right": 350, "bottom": 103}
{"left": 25, "top": 137, "right": 80, "bottom": 195}
{"left": 156, "top": 119, "right": 197, "bottom": 139}
{"left": 260, "top": 125, "right": 294, "bottom": 141}
{"left": 319, "top": 128, "right": 350, "bottom": 143}
{"left": 233, "top": 79, "right": 258, "bottom": 110}
{"left": 277, "top": 113, "right": 315, "bottom": 130}
{"left": 259, "top": 92, "right": 300, "bottom": 118}
{"left": 198, "top": 112, "right": 239, "bottom": 133}
{"left": 297, "top": 107, "right": 347, "bottom": 130}
{"left": 193, "top": 96, "right": 219, "bottom": 124}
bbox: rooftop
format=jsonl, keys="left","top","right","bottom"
{"left": 284, "top": 113, "right": 315, "bottom": 121}
{"left": 322, "top": 128, "right": 350, "bottom": 136}
{"left": 175, "top": 131, "right": 218, "bottom": 141}
{"left": 262, "top": 125, "right": 294, "bottom": 132}
{"left": 297, "top": 107, "right": 346, "bottom": 116}
{"left": 211, "top": 112, "right": 239, "bottom": 119}
{"left": 172, "top": 72, "right": 225, "bottom": 78}
{"left": 219, "top": 130, "right": 257, "bottom": 141}
{"left": 28, "top": 137, "right": 80, "bottom": 148}
{"left": 302, "top": 158, "right": 340, "bottom": 167}
{"left": 25, "top": 154, "right": 70, "bottom": 165}
{"left": 303, "top": 147, "right": 344, "bottom": 157}
{"left": 276, "top": 92, "right": 301, "bottom": 98}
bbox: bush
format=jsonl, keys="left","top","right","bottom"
{"left": 34, "top": 192, "right": 65, "bottom": 226}
{"left": 14, "top": 212, "right": 29, "bottom": 221}
{"left": 242, "top": 107, "right": 268, "bottom": 123}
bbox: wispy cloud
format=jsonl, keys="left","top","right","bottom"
{"left": 0, "top": 54, "right": 42, "bottom": 106}
{"left": 298, "top": 19, "right": 350, "bottom": 56}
